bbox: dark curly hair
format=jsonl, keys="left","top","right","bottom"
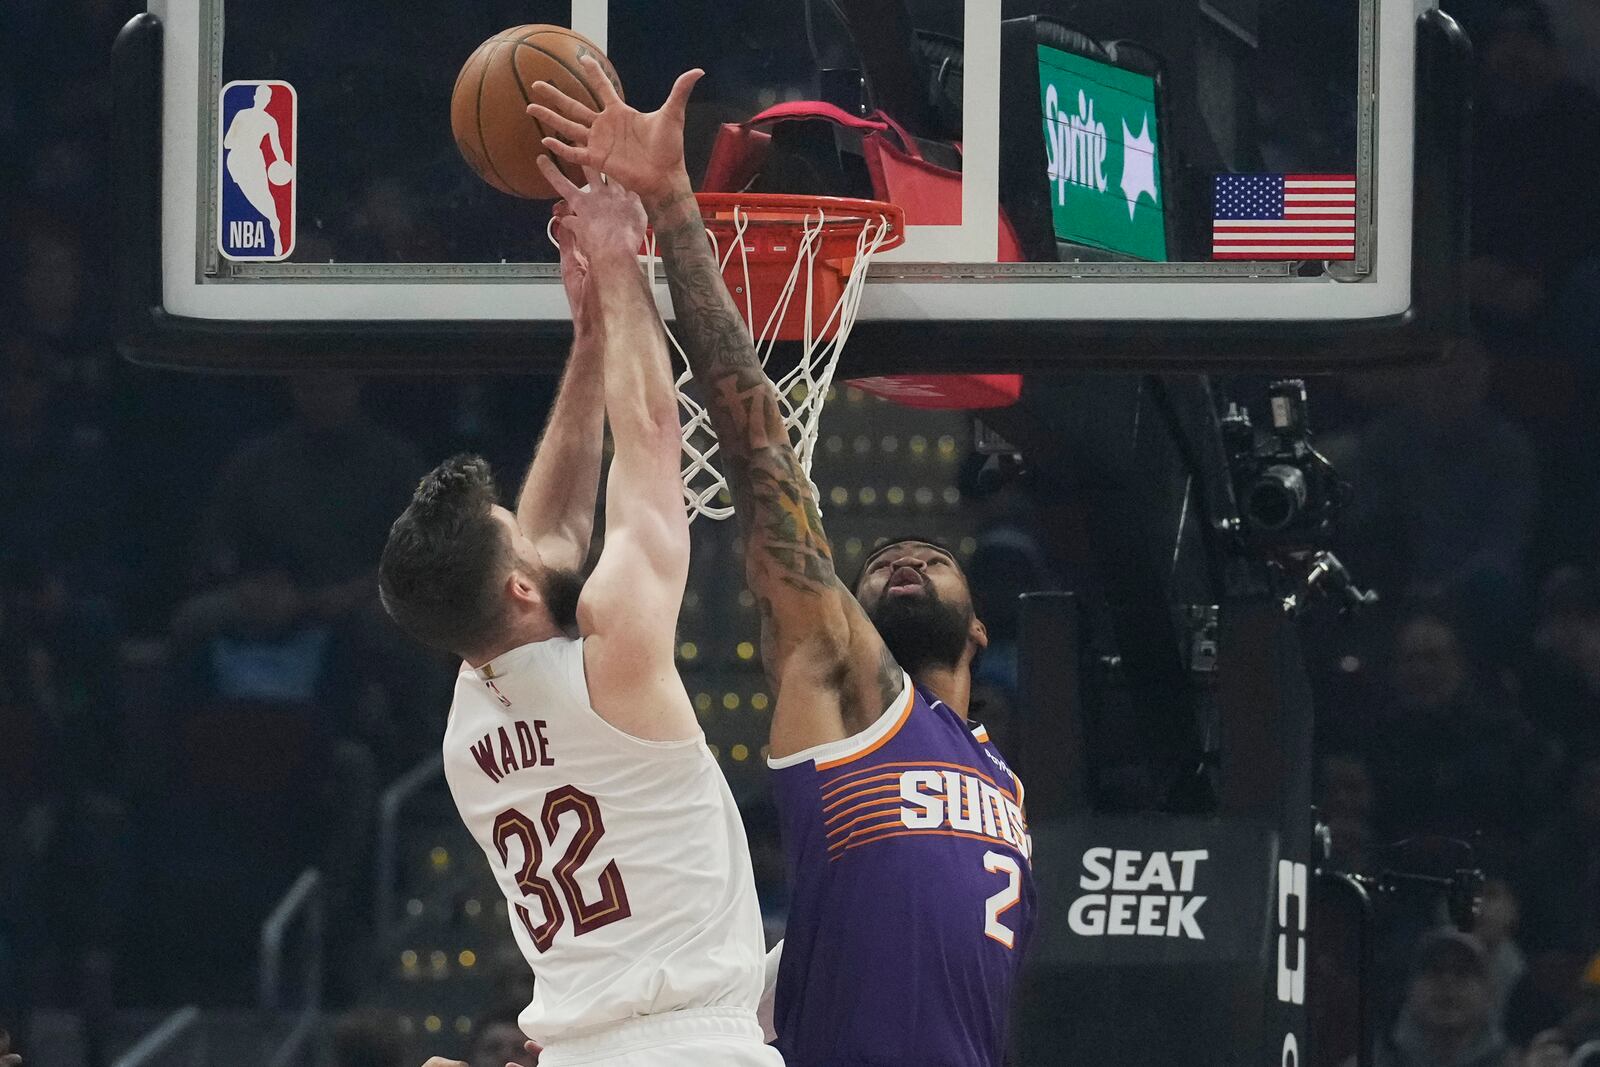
{"left": 379, "top": 454, "right": 510, "bottom": 654}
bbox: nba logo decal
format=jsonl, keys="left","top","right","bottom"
{"left": 219, "top": 80, "right": 297, "bottom": 261}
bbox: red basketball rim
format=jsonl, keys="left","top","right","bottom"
{"left": 650, "top": 192, "right": 906, "bottom": 256}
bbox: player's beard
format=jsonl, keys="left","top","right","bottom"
{"left": 866, "top": 586, "right": 972, "bottom": 676}
{"left": 539, "top": 567, "right": 585, "bottom": 633}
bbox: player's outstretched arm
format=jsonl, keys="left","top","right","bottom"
{"left": 513, "top": 203, "right": 606, "bottom": 575}
{"left": 530, "top": 60, "right": 902, "bottom": 756}
{"left": 538, "top": 157, "right": 697, "bottom": 743}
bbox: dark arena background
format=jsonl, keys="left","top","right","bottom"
{"left": 5, "top": 0, "right": 1600, "bottom": 1065}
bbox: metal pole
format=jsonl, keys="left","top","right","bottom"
{"left": 1316, "top": 870, "right": 1376, "bottom": 1067}
{"left": 374, "top": 754, "right": 444, "bottom": 941}
{"left": 108, "top": 1006, "right": 202, "bottom": 1067}
{"left": 259, "top": 867, "right": 323, "bottom": 1011}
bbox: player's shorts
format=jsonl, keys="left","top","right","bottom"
{"left": 537, "top": 1006, "right": 784, "bottom": 1067}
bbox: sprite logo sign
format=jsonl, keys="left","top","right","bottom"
{"left": 1038, "top": 45, "right": 1166, "bottom": 261}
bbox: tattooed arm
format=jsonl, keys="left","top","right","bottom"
{"left": 528, "top": 59, "right": 904, "bottom": 755}
{"left": 649, "top": 180, "right": 903, "bottom": 753}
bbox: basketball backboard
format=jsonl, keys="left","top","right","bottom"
{"left": 114, "top": 0, "right": 1471, "bottom": 373}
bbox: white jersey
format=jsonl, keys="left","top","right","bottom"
{"left": 443, "top": 637, "right": 768, "bottom": 1045}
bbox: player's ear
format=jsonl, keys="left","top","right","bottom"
{"left": 507, "top": 569, "right": 543, "bottom": 610}
{"left": 968, "top": 615, "right": 989, "bottom": 652}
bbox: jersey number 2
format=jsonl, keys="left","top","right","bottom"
{"left": 492, "top": 786, "right": 632, "bottom": 953}
{"left": 983, "top": 851, "right": 1022, "bottom": 949}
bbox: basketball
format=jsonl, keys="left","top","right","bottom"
{"left": 450, "top": 25, "right": 623, "bottom": 200}
{"left": 267, "top": 160, "right": 293, "bottom": 185}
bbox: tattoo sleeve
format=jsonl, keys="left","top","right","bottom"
{"left": 651, "top": 192, "right": 900, "bottom": 708}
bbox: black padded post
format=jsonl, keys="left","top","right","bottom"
{"left": 112, "top": 14, "right": 164, "bottom": 353}
{"left": 834, "top": 0, "right": 939, "bottom": 137}
{"left": 1015, "top": 591, "right": 1091, "bottom": 818}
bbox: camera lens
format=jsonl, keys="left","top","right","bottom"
{"left": 1247, "top": 465, "right": 1307, "bottom": 532}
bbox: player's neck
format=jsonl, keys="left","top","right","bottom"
{"left": 463, "top": 617, "right": 564, "bottom": 671}
{"left": 912, "top": 665, "right": 971, "bottom": 719}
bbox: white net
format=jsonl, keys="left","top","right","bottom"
{"left": 642, "top": 205, "right": 897, "bottom": 521}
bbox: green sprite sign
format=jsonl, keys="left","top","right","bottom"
{"left": 1038, "top": 45, "right": 1167, "bottom": 261}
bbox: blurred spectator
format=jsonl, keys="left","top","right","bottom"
{"left": 171, "top": 371, "right": 435, "bottom": 756}
{"left": 1541, "top": 0, "right": 1600, "bottom": 97}
{"left": 1478, "top": 880, "right": 1531, "bottom": 1021}
{"left": 484, "top": 939, "right": 536, "bottom": 1011}
{"left": 1333, "top": 342, "right": 1538, "bottom": 648}
{"left": 965, "top": 520, "right": 1053, "bottom": 705}
{"left": 0, "top": 397, "right": 130, "bottom": 1014}
{"left": 1522, "top": 568, "right": 1600, "bottom": 761}
{"left": 1367, "top": 610, "right": 1557, "bottom": 857}
{"left": 1470, "top": 2, "right": 1600, "bottom": 343}
{"left": 15, "top": 211, "right": 85, "bottom": 344}
{"left": 471, "top": 1001, "right": 538, "bottom": 1067}
{"left": 1355, "top": 930, "right": 1514, "bottom": 1067}
{"left": 333, "top": 1009, "right": 406, "bottom": 1067}
{"left": 1519, "top": 757, "right": 1600, "bottom": 957}
{"left": 0, "top": 334, "right": 120, "bottom": 591}
{"left": 1318, "top": 752, "right": 1378, "bottom": 872}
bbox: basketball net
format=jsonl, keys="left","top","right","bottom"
{"left": 643, "top": 195, "right": 902, "bottom": 521}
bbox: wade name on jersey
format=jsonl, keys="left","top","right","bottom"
{"left": 468, "top": 719, "right": 556, "bottom": 783}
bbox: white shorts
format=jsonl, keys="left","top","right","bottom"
{"left": 536, "top": 1007, "right": 784, "bottom": 1067}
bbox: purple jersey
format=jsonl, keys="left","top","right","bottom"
{"left": 768, "top": 672, "right": 1036, "bottom": 1066}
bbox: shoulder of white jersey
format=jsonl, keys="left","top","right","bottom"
{"left": 448, "top": 636, "right": 704, "bottom": 756}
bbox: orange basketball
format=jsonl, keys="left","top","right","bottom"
{"left": 450, "top": 25, "right": 623, "bottom": 200}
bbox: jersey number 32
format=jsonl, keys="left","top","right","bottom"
{"left": 492, "top": 786, "right": 632, "bottom": 953}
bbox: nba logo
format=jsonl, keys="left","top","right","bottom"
{"left": 218, "top": 80, "right": 297, "bottom": 261}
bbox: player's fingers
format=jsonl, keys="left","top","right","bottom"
{"left": 529, "top": 80, "right": 598, "bottom": 125}
{"left": 663, "top": 68, "right": 705, "bottom": 122}
{"left": 525, "top": 1039, "right": 544, "bottom": 1055}
{"left": 525, "top": 102, "right": 589, "bottom": 144}
{"left": 535, "top": 154, "right": 584, "bottom": 201}
{"left": 541, "top": 136, "right": 591, "bottom": 168}
{"left": 578, "top": 55, "right": 622, "bottom": 109}
{"left": 580, "top": 165, "right": 606, "bottom": 190}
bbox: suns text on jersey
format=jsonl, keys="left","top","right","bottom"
{"left": 469, "top": 720, "right": 555, "bottom": 783}
{"left": 899, "top": 769, "right": 1032, "bottom": 860}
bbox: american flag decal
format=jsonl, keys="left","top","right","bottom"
{"left": 1212, "top": 174, "right": 1356, "bottom": 260}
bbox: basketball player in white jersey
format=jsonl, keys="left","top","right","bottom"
{"left": 380, "top": 173, "right": 780, "bottom": 1067}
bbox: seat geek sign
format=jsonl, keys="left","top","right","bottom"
{"left": 1037, "top": 45, "right": 1167, "bottom": 261}
{"left": 1027, "top": 818, "right": 1278, "bottom": 967}
{"left": 1068, "top": 846, "right": 1210, "bottom": 938}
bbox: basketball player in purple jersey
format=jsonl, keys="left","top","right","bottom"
{"left": 530, "top": 61, "right": 1037, "bottom": 1067}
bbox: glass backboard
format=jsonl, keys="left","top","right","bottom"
{"left": 115, "top": 0, "right": 1471, "bottom": 371}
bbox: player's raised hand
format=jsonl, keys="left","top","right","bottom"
{"left": 536, "top": 157, "right": 647, "bottom": 262}
{"left": 553, "top": 200, "right": 596, "bottom": 325}
{"left": 527, "top": 57, "right": 704, "bottom": 205}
